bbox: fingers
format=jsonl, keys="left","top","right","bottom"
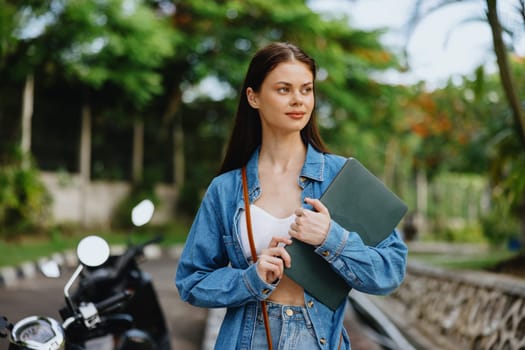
{"left": 289, "top": 198, "right": 331, "bottom": 246}
{"left": 256, "top": 252, "right": 287, "bottom": 284}
{"left": 294, "top": 198, "right": 329, "bottom": 221}
{"left": 304, "top": 197, "right": 329, "bottom": 214}
{"left": 260, "top": 244, "right": 291, "bottom": 268}
{"left": 256, "top": 237, "right": 293, "bottom": 284}
{"left": 268, "top": 236, "right": 292, "bottom": 248}
{"left": 294, "top": 206, "right": 305, "bottom": 217}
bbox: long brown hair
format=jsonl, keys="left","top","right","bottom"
{"left": 218, "top": 42, "right": 329, "bottom": 175}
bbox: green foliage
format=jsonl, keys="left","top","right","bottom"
{"left": 480, "top": 207, "right": 520, "bottom": 246}
{"left": 440, "top": 224, "right": 486, "bottom": 243}
{"left": 0, "top": 153, "right": 51, "bottom": 238}
{"left": 1, "top": 0, "right": 177, "bottom": 105}
{"left": 50, "top": 0, "right": 178, "bottom": 107}
{"left": 488, "top": 140, "right": 525, "bottom": 219}
{"left": 428, "top": 173, "right": 487, "bottom": 221}
{"left": 0, "top": 1, "right": 17, "bottom": 61}
{"left": 422, "top": 173, "right": 488, "bottom": 243}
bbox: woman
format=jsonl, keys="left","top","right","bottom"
{"left": 176, "top": 42, "right": 407, "bottom": 349}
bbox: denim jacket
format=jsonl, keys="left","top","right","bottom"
{"left": 175, "top": 144, "right": 408, "bottom": 350}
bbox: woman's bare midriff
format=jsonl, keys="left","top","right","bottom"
{"left": 268, "top": 275, "right": 305, "bottom": 306}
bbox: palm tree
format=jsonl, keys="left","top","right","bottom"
{"left": 405, "top": 0, "right": 525, "bottom": 243}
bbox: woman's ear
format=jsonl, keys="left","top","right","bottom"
{"left": 246, "top": 87, "right": 259, "bottom": 109}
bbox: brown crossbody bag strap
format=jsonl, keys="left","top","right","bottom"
{"left": 242, "top": 166, "right": 343, "bottom": 350}
{"left": 242, "top": 166, "right": 273, "bottom": 350}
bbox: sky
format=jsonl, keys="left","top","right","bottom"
{"left": 309, "top": 0, "right": 525, "bottom": 89}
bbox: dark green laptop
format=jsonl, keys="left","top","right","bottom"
{"left": 284, "top": 157, "right": 408, "bottom": 310}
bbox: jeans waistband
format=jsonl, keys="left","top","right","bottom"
{"left": 261, "top": 301, "right": 312, "bottom": 326}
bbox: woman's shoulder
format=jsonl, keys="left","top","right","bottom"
{"left": 318, "top": 153, "right": 350, "bottom": 184}
{"left": 323, "top": 153, "right": 348, "bottom": 171}
{"left": 206, "top": 168, "right": 242, "bottom": 194}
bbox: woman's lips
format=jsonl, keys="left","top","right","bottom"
{"left": 286, "top": 112, "right": 305, "bottom": 119}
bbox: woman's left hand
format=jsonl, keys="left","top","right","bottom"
{"left": 288, "top": 197, "right": 331, "bottom": 246}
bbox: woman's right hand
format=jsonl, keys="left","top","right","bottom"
{"left": 256, "top": 236, "right": 292, "bottom": 284}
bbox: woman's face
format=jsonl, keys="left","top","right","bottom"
{"left": 247, "top": 60, "right": 314, "bottom": 136}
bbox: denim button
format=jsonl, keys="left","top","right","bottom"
{"left": 322, "top": 250, "right": 330, "bottom": 257}
{"left": 320, "top": 337, "right": 327, "bottom": 345}
{"left": 307, "top": 300, "right": 314, "bottom": 308}
{"left": 262, "top": 288, "right": 270, "bottom": 295}
{"left": 285, "top": 309, "right": 294, "bottom": 316}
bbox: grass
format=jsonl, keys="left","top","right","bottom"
{"left": 0, "top": 219, "right": 191, "bottom": 268}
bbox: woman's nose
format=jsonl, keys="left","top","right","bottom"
{"left": 290, "top": 90, "right": 303, "bottom": 105}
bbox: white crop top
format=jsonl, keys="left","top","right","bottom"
{"left": 239, "top": 205, "right": 295, "bottom": 261}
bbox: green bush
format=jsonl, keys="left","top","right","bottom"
{"left": 0, "top": 164, "right": 51, "bottom": 239}
{"left": 441, "top": 223, "right": 486, "bottom": 243}
{"left": 480, "top": 208, "right": 520, "bottom": 246}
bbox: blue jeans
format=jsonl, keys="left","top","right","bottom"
{"left": 252, "top": 301, "right": 320, "bottom": 350}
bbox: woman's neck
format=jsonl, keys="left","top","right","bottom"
{"left": 259, "top": 136, "right": 306, "bottom": 174}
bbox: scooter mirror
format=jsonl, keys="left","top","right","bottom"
{"left": 77, "top": 235, "right": 110, "bottom": 267}
{"left": 131, "top": 199, "right": 155, "bottom": 227}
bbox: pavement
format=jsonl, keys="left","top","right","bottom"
{"left": 0, "top": 243, "right": 402, "bottom": 350}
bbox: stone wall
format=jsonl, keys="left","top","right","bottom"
{"left": 40, "top": 171, "right": 178, "bottom": 227}
{"left": 371, "top": 261, "right": 525, "bottom": 350}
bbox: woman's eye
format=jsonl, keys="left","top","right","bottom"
{"left": 301, "top": 87, "right": 313, "bottom": 94}
{"left": 277, "top": 87, "right": 289, "bottom": 93}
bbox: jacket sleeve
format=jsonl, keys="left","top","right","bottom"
{"left": 175, "top": 180, "right": 276, "bottom": 308}
{"left": 314, "top": 221, "right": 408, "bottom": 295}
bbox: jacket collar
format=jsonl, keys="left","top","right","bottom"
{"left": 301, "top": 143, "right": 324, "bottom": 182}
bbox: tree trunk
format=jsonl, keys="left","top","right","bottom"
{"left": 20, "top": 74, "right": 34, "bottom": 169}
{"left": 162, "top": 89, "right": 184, "bottom": 190}
{"left": 486, "top": 0, "right": 525, "bottom": 247}
{"left": 486, "top": 0, "right": 525, "bottom": 149}
{"left": 132, "top": 118, "right": 144, "bottom": 184}
{"left": 79, "top": 101, "right": 92, "bottom": 228}
{"left": 173, "top": 113, "right": 184, "bottom": 190}
{"left": 512, "top": 197, "right": 525, "bottom": 253}
{"left": 416, "top": 167, "right": 428, "bottom": 233}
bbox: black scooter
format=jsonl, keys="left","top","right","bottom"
{"left": 0, "top": 199, "right": 171, "bottom": 350}
{"left": 1, "top": 235, "right": 134, "bottom": 350}
{"left": 60, "top": 199, "right": 171, "bottom": 350}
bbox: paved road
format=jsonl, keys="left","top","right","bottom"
{"left": 0, "top": 255, "right": 206, "bottom": 350}
{"left": 0, "top": 251, "right": 383, "bottom": 350}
